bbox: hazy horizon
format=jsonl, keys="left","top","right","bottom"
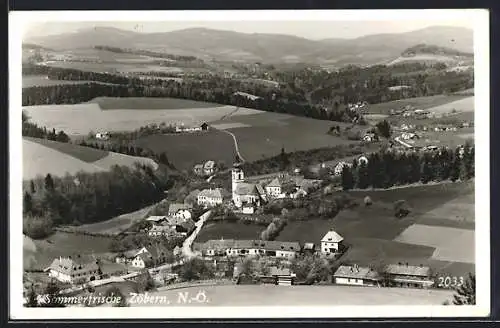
{"left": 23, "top": 20, "right": 473, "bottom": 41}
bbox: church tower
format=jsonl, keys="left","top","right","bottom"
{"left": 231, "top": 163, "right": 244, "bottom": 205}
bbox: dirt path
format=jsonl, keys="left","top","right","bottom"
{"left": 218, "top": 129, "right": 246, "bottom": 163}
{"left": 182, "top": 210, "right": 212, "bottom": 258}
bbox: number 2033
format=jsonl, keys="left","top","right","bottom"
{"left": 437, "top": 276, "right": 464, "bottom": 288}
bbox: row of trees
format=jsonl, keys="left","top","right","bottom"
{"left": 22, "top": 111, "right": 70, "bottom": 142}
{"left": 23, "top": 165, "right": 174, "bottom": 239}
{"left": 259, "top": 217, "right": 287, "bottom": 241}
{"left": 341, "top": 144, "right": 474, "bottom": 190}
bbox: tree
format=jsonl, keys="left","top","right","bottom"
{"left": 452, "top": 273, "right": 475, "bottom": 305}
{"left": 341, "top": 165, "right": 354, "bottom": 191}
{"left": 280, "top": 146, "right": 290, "bottom": 170}
{"left": 44, "top": 174, "right": 55, "bottom": 192}
{"left": 25, "top": 284, "right": 39, "bottom": 307}
{"left": 41, "top": 280, "right": 65, "bottom": 307}
{"left": 23, "top": 192, "right": 33, "bottom": 213}
{"left": 376, "top": 120, "right": 392, "bottom": 139}
{"left": 356, "top": 161, "right": 370, "bottom": 189}
{"left": 30, "top": 180, "right": 36, "bottom": 193}
{"left": 135, "top": 270, "right": 155, "bottom": 292}
{"left": 105, "top": 286, "right": 128, "bottom": 307}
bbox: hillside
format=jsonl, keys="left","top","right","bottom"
{"left": 23, "top": 137, "right": 158, "bottom": 180}
{"left": 24, "top": 25, "right": 473, "bottom": 66}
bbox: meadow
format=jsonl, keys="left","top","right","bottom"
{"left": 195, "top": 222, "right": 263, "bottom": 243}
{"left": 366, "top": 95, "right": 472, "bottom": 115}
{"left": 42, "top": 60, "right": 183, "bottom": 74}
{"left": 92, "top": 96, "right": 225, "bottom": 110}
{"left": 211, "top": 112, "right": 357, "bottom": 162}
{"left": 22, "top": 100, "right": 260, "bottom": 136}
{"left": 23, "top": 138, "right": 158, "bottom": 180}
{"left": 132, "top": 130, "right": 236, "bottom": 171}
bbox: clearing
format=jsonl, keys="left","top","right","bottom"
{"left": 22, "top": 75, "right": 105, "bottom": 88}
{"left": 133, "top": 284, "right": 454, "bottom": 306}
{"left": 26, "top": 137, "right": 109, "bottom": 162}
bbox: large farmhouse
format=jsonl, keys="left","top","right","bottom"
{"left": 333, "top": 264, "right": 382, "bottom": 286}
{"left": 384, "top": 263, "right": 434, "bottom": 289}
{"left": 320, "top": 230, "right": 345, "bottom": 255}
{"left": 45, "top": 255, "right": 101, "bottom": 284}
{"left": 195, "top": 239, "right": 301, "bottom": 259}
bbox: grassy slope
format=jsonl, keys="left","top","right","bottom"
{"left": 366, "top": 95, "right": 471, "bottom": 115}
{"left": 26, "top": 137, "right": 109, "bottom": 162}
{"left": 133, "top": 130, "right": 236, "bottom": 171}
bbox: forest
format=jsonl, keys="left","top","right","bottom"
{"left": 341, "top": 143, "right": 475, "bottom": 190}
{"left": 22, "top": 164, "right": 175, "bottom": 239}
{"left": 22, "top": 62, "right": 473, "bottom": 124}
{"left": 22, "top": 111, "right": 70, "bottom": 142}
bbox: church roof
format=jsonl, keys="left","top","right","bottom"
{"left": 235, "top": 183, "right": 259, "bottom": 196}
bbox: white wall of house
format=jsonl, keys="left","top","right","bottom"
{"left": 132, "top": 257, "right": 146, "bottom": 269}
{"left": 49, "top": 269, "right": 72, "bottom": 283}
{"left": 197, "top": 196, "right": 222, "bottom": 207}
{"left": 335, "top": 277, "right": 365, "bottom": 286}
{"left": 321, "top": 241, "right": 340, "bottom": 254}
{"left": 173, "top": 210, "right": 192, "bottom": 220}
{"left": 265, "top": 186, "right": 282, "bottom": 197}
{"left": 242, "top": 206, "right": 254, "bottom": 214}
{"left": 275, "top": 250, "right": 296, "bottom": 258}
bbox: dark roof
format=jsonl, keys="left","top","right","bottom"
{"left": 385, "top": 264, "right": 431, "bottom": 277}
{"left": 334, "top": 265, "right": 381, "bottom": 280}
{"left": 199, "top": 239, "right": 301, "bottom": 252}
{"left": 168, "top": 203, "right": 192, "bottom": 215}
{"left": 235, "top": 183, "right": 260, "bottom": 196}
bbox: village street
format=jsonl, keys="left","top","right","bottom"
{"left": 181, "top": 210, "right": 212, "bottom": 258}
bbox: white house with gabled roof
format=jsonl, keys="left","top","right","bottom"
{"left": 321, "top": 230, "right": 344, "bottom": 255}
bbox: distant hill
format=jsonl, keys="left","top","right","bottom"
{"left": 386, "top": 43, "right": 474, "bottom": 66}
{"left": 24, "top": 25, "right": 473, "bottom": 66}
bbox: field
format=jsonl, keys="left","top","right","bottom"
{"left": 210, "top": 112, "right": 357, "bottom": 162}
{"left": 195, "top": 222, "right": 263, "bottom": 242}
{"left": 42, "top": 60, "right": 183, "bottom": 74}
{"left": 92, "top": 97, "right": 225, "bottom": 110}
{"left": 405, "top": 128, "right": 475, "bottom": 148}
{"left": 23, "top": 138, "right": 158, "bottom": 180}
{"left": 395, "top": 224, "right": 474, "bottom": 263}
{"left": 366, "top": 95, "right": 472, "bottom": 115}
{"left": 132, "top": 284, "right": 454, "bottom": 306}
{"left": 132, "top": 130, "right": 237, "bottom": 171}
{"left": 22, "top": 101, "right": 260, "bottom": 136}
{"left": 199, "top": 182, "right": 475, "bottom": 277}
{"left": 23, "top": 232, "right": 114, "bottom": 270}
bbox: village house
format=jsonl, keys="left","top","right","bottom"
{"left": 193, "top": 164, "right": 204, "bottom": 176}
{"left": 232, "top": 164, "right": 266, "bottom": 208}
{"left": 333, "top": 264, "right": 382, "bottom": 286}
{"left": 45, "top": 255, "right": 101, "bottom": 284}
{"left": 95, "top": 132, "right": 110, "bottom": 140}
{"left": 168, "top": 203, "right": 193, "bottom": 220}
{"left": 203, "top": 160, "right": 216, "bottom": 176}
{"left": 384, "top": 263, "right": 434, "bottom": 289}
{"left": 197, "top": 188, "right": 224, "bottom": 207}
{"left": 130, "top": 244, "right": 170, "bottom": 269}
{"left": 195, "top": 239, "right": 301, "bottom": 259}
{"left": 145, "top": 215, "right": 168, "bottom": 224}
{"left": 333, "top": 162, "right": 352, "bottom": 176}
{"left": 357, "top": 155, "right": 369, "bottom": 166}
{"left": 115, "top": 247, "right": 149, "bottom": 264}
{"left": 320, "top": 230, "right": 345, "bottom": 255}
{"left": 401, "top": 132, "right": 419, "bottom": 141}
{"left": 148, "top": 224, "right": 176, "bottom": 238}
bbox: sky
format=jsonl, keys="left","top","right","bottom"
{"left": 23, "top": 19, "right": 474, "bottom": 41}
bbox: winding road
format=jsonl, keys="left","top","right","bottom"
{"left": 219, "top": 129, "right": 246, "bottom": 163}
{"left": 181, "top": 210, "right": 212, "bottom": 258}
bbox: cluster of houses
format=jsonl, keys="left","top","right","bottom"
{"left": 322, "top": 155, "right": 369, "bottom": 176}
{"left": 195, "top": 228, "right": 434, "bottom": 289}
{"left": 145, "top": 203, "right": 196, "bottom": 238}
{"left": 193, "top": 160, "right": 218, "bottom": 177}
{"left": 194, "top": 229, "right": 345, "bottom": 260}
{"left": 44, "top": 243, "right": 180, "bottom": 286}
{"left": 95, "top": 131, "right": 110, "bottom": 140}
{"left": 233, "top": 91, "right": 262, "bottom": 101}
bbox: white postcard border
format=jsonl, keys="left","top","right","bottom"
{"left": 9, "top": 9, "right": 490, "bottom": 319}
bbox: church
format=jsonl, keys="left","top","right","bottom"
{"left": 231, "top": 163, "right": 267, "bottom": 210}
